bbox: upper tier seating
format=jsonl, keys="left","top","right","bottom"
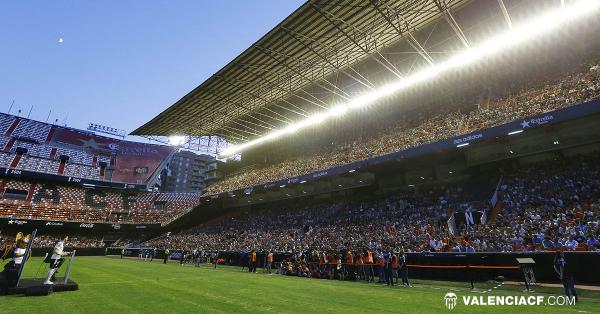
{"left": 12, "top": 119, "right": 51, "bottom": 143}
{"left": 205, "top": 58, "right": 600, "bottom": 195}
{"left": 0, "top": 114, "right": 174, "bottom": 184}
{"left": 0, "top": 115, "right": 15, "bottom": 135}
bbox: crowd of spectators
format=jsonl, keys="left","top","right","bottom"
{"left": 148, "top": 154, "right": 600, "bottom": 256}
{"left": 206, "top": 59, "right": 600, "bottom": 195}
{"left": 2, "top": 157, "right": 597, "bottom": 254}
{"left": 0, "top": 234, "right": 105, "bottom": 250}
{"left": 472, "top": 154, "right": 600, "bottom": 252}
{"left": 32, "top": 235, "right": 105, "bottom": 248}
{"left": 146, "top": 190, "right": 451, "bottom": 254}
{"left": 0, "top": 180, "right": 201, "bottom": 224}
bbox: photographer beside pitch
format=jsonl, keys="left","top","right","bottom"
{"left": 44, "top": 236, "right": 72, "bottom": 285}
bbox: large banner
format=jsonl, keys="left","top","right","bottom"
{"left": 0, "top": 217, "right": 161, "bottom": 232}
{"left": 53, "top": 128, "right": 174, "bottom": 184}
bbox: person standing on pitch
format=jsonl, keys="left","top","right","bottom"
{"left": 265, "top": 251, "right": 273, "bottom": 273}
{"left": 377, "top": 251, "right": 386, "bottom": 283}
{"left": 240, "top": 250, "right": 248, "bottom": 272}
{"left": 345, "top": 250, "right": 354, "bottom": 280}
{"left": 384, "top": 250, "right": 393, "bottom": 286}
{"left": 180, "top": 250, "right": 186, "bottom": 266}
{"left": 391, "top": 254, "right": 399, "bottom": 286}
{"left": 249, "top": 250, "right": 257, "bottom": 272}
{"left": 554, "top": 249, "right": 577, "bottom": 301}
{"left": 163, "top": 249, "right": 170, "bottom": 264}
{"left": 44, "top": 236, "right": 71, "bottom": 285}
{"left": 366, "top": 249, "right": 374, "bottom": 283}
{"left": 400, "top": 249, "right": 409, "bottom": 287}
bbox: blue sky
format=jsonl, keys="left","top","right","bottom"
{"left": 0, "top": 0, "right": 303, "bottom": 139}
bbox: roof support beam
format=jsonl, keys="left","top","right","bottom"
{"left": 222, "top": 125, "right": 260, "bottom": 137}
{"left": 255, "top": 45, "right": 345, "bottom": 107}
{"left": 433, "top": 0, "right": 470, "bottom": 48}
{"left": 496, "top": 0, "right": 512, "bottom": 29}
{"left": 236, "top": 62, "right": 329, "bottom": 110}
{"left": 213, "top": 131, "right": 247, "bottom": 143}
{"left": 371, "top": 1, "right": 435, "bottom": 65}
{"left": 242, "top": 114, "right": 279, "bottom": 130}
{"left": 229, "top": 120, "right": 264, "bottom": 134}
{"left": 271, "top": 102, "right": 308, "bottom": 118}
{"left": 182, "top": 90, "right": 255, "bottom": 126}
{"left": 204, "top": 91, "right": 280, "bottom": 132}
{"left": 215, "top": 75, "right": 294, "bottom": 125}
{"left": 310, "top": 2, "right": 405, "bottom": 79}
{"left": 282, "top": 27, "right": 376, "bottom": 90}
{"left": 218, "top": 130, "right": 249, "bottom": 142}
{"left": 236, "top": 118, "right": 275, "bottom": 131}
{"left": 216, "top": 73, "right": 308, "bottom": 119}
{"left": 233, "top": 67, "right": 312, "bottom": 117}
{"left": 255, "top": 45, "right": 352, "bottom": 102}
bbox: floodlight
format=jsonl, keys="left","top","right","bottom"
{"left": 168, "top": 135, "right": 186, "bottom": 146}
{"left": 220, "top": 1, "right": 600, "bottom": 158}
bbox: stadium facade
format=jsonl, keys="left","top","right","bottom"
{"left": 160, "top": 150, "right": 217, "bottom": 193}
{"left": 0, "top": 112, "right": 209, "bottom": 232}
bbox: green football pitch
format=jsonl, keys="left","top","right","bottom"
{"left": 2, "top": 256, "right": 599, "bottom": 313}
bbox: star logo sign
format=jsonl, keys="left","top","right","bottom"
{"left": 80, "top": 138, "right": 102, "bottom": 150}
{"left": 8, "top": 220, "right": 14, "bottom": 224}
{"left": 520, "top": 120, "right": 531, "bottom": 128}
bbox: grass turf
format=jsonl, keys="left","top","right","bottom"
{"left": 2, "top": 256, "right": 599, "bottom": 313}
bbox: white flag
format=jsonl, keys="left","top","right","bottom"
{"left": 447, "top": 212, "right": 457, "bottom": 236}
{"left": 465, "top": 211, "right": 474, "bottom": 225}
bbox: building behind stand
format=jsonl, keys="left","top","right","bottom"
{"left": 161, "top": 150, "right": 217, "bottom": 194}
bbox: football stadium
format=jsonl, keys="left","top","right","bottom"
{"left": 1, "top": 0, "right": 600, "bottom": 313}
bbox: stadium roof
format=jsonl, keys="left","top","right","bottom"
{"left": 132, "top": 0, "right": 474, "bottom": 142}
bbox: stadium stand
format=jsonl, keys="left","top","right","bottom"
{"left": 479, "top": 154, "right": 600, "bottom": 252}
{"left": 146, "top": 153, "right": 600, "bottom": 253}
{"left": 1, "top": 234, "right": 129, "bottom": 249}
{"left": 12, "top": 140, "right": 53, "bottom": 158}
{"left": 205, "top": 58, "right": 600, "bottom": 195}
{"left": 0, "top": 113, "right": 175, "bottom": 185}
{"left": 0, "top": 114, "right": 212, "bottom": 229}
{"left": 32, "top": 235, "right": 106, "bottom": 248}
{"left": 0, "top": 114, "right": 16, "bottom": 135}
{"left": 0, "top": 179, "right": 201, "bottom": 223}
{"left": 11, "top": 118, "right": 52, "bottom": 143}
